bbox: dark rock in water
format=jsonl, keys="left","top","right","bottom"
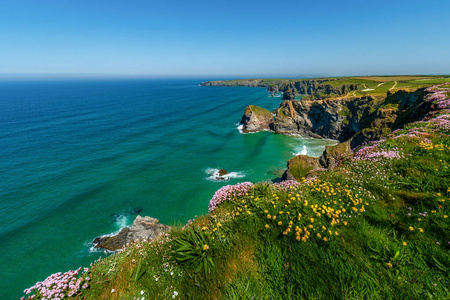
{"left": 240, "top": 105, "right": 274, "bottom": 133}
{"left": 218, "top": 168, "right": 228, "bottom": 176}
{"left": 94, "top": 216, "right": 170, "bottom": 251}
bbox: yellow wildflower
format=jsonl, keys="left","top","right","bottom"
{"left": 418, "top": 228, "right": 424, "bottom": 233}
{"left": 402, "top": 242, "right": 407, "bottom": 246}
{"left": 409, "top": 226, "right": 414, "bottom": 231}
{"left": 278, "top": 221, "right": 282, "bottom": 226}
{"left": 203, "top": 244, "right": 209, "bottom": 251}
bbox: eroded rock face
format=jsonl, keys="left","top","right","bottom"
{"left": 240, "top": 105, "right": 274, "bottom": 133}
{"left": 282, "top": 90, "right": 296, "bottom": 100}
{"left": 94, "top": 216, "right": 171, "bottom": 251}
{"left": 273, "top": 97, "right": 379, "bottom": 141}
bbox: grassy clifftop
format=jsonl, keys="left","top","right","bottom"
{"left": 202, "top": 75, "right": 450, "bottom": 100}
{"left": 22, "top": 83, "right": 450, "bottom": 299}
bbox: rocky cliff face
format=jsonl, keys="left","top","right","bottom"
{"left": 240, "top": 105, "right": 273, "bottom": 133}
{"left": 201, "top": 79, "right": 358, "bottom": 100}
{"left": 281, "top": 87, "right": 439, "bottom": 181}
{"left": 269, "top": 80, "right": 358, "bottom": 100}
{"left": 272, "top": 95, "right": 382, "bottom": 141}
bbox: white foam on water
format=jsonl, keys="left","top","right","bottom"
{"left": 88, "top": 214, "right": 131, "bottom": 253}
{"left": 292, "top": 145, "right": 307, "bottom": 156}
{"left": 205, "top": 168, "right": 245, "bottom": 182}
{"left": 237, "top": 124, "right": 245, "bottom": 134}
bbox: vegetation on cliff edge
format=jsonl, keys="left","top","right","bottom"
{"left": 22, "top": 85, "right": 450, "bottom": 300}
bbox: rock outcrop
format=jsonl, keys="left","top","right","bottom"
{"left": 94, "top": 216, "right": 170, "bottom": 251}
{"left": 282, "top": 90, "right": 296, "bottom": 100}
{"left": 240, "top": 105, "right": 273, "bottom": 133}
{"left": 201, "top": 79, "right": 359, "bottom": 100}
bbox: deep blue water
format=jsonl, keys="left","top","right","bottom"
{"left": 0, "top": 79, "right": 335, "bottom": 299}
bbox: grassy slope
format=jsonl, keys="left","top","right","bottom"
{"left": 23, "top": 84, "right": 450, "bottom": 300}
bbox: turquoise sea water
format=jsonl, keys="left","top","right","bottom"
{"left": 0, "top": 79, "right": 335, "bottom": 299}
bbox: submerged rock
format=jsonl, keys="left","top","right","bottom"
{"left": 94, "top": 216, "right": 170, "bottom": 251}
{"left": 240, "top": 105, "right": 273, "bottom": 133}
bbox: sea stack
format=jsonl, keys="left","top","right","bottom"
{"left": 240, "top": 105, "right": 273, "bottom": 133}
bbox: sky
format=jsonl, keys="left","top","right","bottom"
{"left": 1, "top": 0, "right": 450, "bottom": 78}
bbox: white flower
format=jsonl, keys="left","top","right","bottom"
{"left": 170, "top": 272, "right": 173, "bottom": 276}
{"left": 111, "top": 289, "right": 115, "bottom": 293}
{"left": 155, "top": 278, "right": 159, "bottom": 282}
{"left": 141, "top": 290, "right": 145, "bottom": 295}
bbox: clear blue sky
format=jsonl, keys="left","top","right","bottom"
{"left": 1, "top": 0, "right": 449, "bottom": 78}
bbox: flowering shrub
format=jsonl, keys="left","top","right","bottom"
{"left": 22, "top": 267, "right": 90, "bottom": 299}
{"left": 353, "top": 144, "right": 402, "bottom": 161}
{"left": 208, "top": 182, "right": 253, "bottom": 211}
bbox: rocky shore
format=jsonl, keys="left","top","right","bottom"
{"left": 93, "top": 216, "right": 170, "bottom": 251}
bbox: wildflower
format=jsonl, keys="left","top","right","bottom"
{"left": 409, "top": 226, "right": 414, "bottom": 231}
{"left": 402, "top": 242, "right": 407, "bottom": 246}
{"left": 323, "top": 237, "right": 327, "bottom": 242}
{"left": 386, "top": 262, "right": 393, "bottom": 268}
{"left": 419, "top": 228, "right": 424, "bottom": 233}
{"left": 265, "top": 224, "right": 269, "bottom": 229}
{"left": 267, "top": 214, "right": 271, "bottom": 219}
{"left": 236, "top": 212, "right": 240, "bottom": 216}
{"left": 203, "top": 244, "right": 209, "bottom": 251}
{"left": 141, "top": 290, "right": 145, "bottom": 295}
{"left": 278, "top": 221, "right": 282, "bottom": 226}
{"left": 111, "top": 289, "right": 115, "bottom": 293}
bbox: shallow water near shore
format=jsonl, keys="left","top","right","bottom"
{"left": 0, "top": 79, "right": 335, "bottom": 298}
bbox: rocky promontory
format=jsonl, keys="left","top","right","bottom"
{"left": 94, "top": 216, "right": 170, "bottom": 251}
{"left": 239, "top": 105, "right": 273, "bottom": 133}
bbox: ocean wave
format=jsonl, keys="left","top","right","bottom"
{"left": 292, "top": 145, "right": 307, "bottom": 156}
{"left": 88, "top": 213, "right": 133, "bottom": 253}
{"left": 237, "top": 124, "right": 244, "bottom": 134}
{"left": 205, "top": 168, "right": 246, "bottom": 182}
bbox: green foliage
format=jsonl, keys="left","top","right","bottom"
{"left": 173, "top": 226, "right": 215, "bottom": 276}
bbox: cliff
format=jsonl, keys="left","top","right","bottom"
{"left": 201, "top": 78, "right": 358, "bottom": 100}
{"left": 22, "top": 80, "right": 450, "bottom": 300}
{"left": 24, "top": 82, "right": 450, "bottom": 298}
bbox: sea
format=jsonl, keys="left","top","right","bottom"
{"left": 0, "top": 78, "right": 336, "bottom": 299}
